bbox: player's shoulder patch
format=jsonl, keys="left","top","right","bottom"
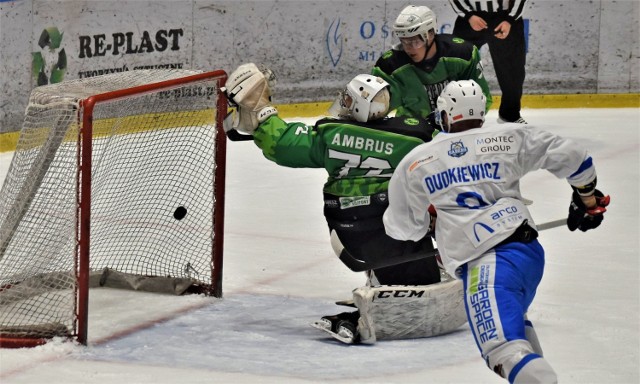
{"left": 436, "top": 34, "right": 474, "bottom": 61}
{"left": 375, "top": 49, "right": 413, "bottom": 74}
{"left": 368, "top": 116, "right": 434, "bottom": 142}
{"left": 408, "top": 153, "right": 437, "bottom": 172}
{"left": 403, "top": 117, "right": 420, "bottom": 126}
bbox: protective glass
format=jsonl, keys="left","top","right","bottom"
{"left": 399, "top": 36, "right": 426, "bottom": 49}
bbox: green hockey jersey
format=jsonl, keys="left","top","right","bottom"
{"left": 372, "top": 34, "right": 493, "bottom": 119}
{"left": 253, "top": 115, "right": 434, "bottom": 197}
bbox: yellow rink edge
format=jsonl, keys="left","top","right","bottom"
{"left": 1, "top": 93, "right": 638, "bottom": 153}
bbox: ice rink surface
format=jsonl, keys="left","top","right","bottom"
{"left": 0, "top": 108, "right": 638, "bottom": 384}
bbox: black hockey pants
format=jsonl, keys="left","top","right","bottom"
{"left": 453, "top": 12, "right": 526, "bottom": 122}
{"left": 324, "top": 193, "right": 441, "bottom": 286}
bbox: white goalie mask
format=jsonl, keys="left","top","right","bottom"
{"left": 436, "top": 80, "right": 486, "bottom": 132}
{"left": 328, "top": 75, "right": 390, "bottom": 122}
{"left": 393, "top": 5, "right": 437, "bottom": 42}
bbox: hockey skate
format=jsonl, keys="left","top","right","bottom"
{"left": 311, "top": 311, "right": 360, "bottom": 344}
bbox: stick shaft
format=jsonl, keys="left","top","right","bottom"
{"left": 536, "top": 218, "right": 567, "bottom": 231}
{"left": 339, "top": 218, "right": 568, "bottom": 272}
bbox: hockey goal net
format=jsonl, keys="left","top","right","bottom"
{"left": 0, "top": 69, "right": 228, "bottom": 347}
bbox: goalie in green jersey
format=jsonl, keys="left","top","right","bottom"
{"left": 223, "top": 63, "right": 466, "bottom": 344}
{"left": 372, "top": 5, "right": 493, "bottom": 123}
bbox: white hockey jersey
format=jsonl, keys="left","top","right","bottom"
{"left": 383, "top": 123, "right": 597, "bottom": 277}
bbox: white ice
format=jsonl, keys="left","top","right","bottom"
{"left": 0, "top": 108, "right": 638, "bottom": 384}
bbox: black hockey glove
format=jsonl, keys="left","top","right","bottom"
{"left": 567, "top": 189, "right": 610, "bottom": 232}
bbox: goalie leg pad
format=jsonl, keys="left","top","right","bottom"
{"left": 352, "top": 275, "right": 466, "bottom": 344}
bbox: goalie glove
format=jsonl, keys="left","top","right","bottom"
{"left": 222, "top": 63, "right": 278, "bottom": 135}
{"left": 567, "top": 189, "right": 610, "bottom": 232}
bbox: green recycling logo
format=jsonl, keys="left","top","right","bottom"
{"left": 32, "top": 27, "right": 67, "bottom": 86}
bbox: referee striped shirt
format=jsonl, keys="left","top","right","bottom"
{"left": 448, "top": 0, "right": 527, "bottom": 20}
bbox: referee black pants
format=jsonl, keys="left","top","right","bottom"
{"left": 453, "top": 13, "right": 526, "bottom": 122}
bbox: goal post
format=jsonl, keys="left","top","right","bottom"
{"left": 0, "top": 69, "right": 228, "bottom": 347}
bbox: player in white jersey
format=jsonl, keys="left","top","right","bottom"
{"left": 383, "top": 80, "right": 610, "bottom": 383}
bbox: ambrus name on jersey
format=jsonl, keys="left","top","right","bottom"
{"left": 424, "top": 162, "right": 501, "bottom": 194}
{"left": 331, "top": 133, "right": 394, "bottom": 155}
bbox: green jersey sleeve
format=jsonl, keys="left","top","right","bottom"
{"left": 253, "top": 115, "right": 431, "bottom": 197}
{"left": 253, "top": 115, "right": 325, "bottom": 168}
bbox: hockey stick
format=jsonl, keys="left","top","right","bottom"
{"left": 337, "top": 218, "right": 568, "bottom": 272}
{"left": 536, "top": 218, "right": 567, "bottom": 231}
{"left": 225, "top": 128, "right": 254, "bottom": 141}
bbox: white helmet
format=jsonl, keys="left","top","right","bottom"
{"left": 329, "top": 75, "right": 390, "bottom": 122}
{"left": 436, "top": 80, "right": 486, "bottom": 131}
{"left": 393, "top": 5, "right": 437, "bottom": 42}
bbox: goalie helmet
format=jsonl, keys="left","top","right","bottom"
{"left": 393, "top": 5, "right": 437, "bottom": 42}
{"left": 436, "top": 80, "right": 486, "bottom": 132}
{"left": 329, "top": 75, "right": 390, "bottom": 123}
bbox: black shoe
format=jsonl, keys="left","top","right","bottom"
{"left": 498, "top": 116, "right": 527, "bottom": 124}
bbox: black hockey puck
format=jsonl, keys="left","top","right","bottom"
{"left": 173, "top": 206, "right": 187, "bottom": 220}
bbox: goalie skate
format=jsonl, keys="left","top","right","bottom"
{"left": 310, "top": 312, "right": 360, "bottom": 344}
{"left": 334, "top": 299, "right": 356, "bottom": 308}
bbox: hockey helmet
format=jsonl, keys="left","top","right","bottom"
{"left": 329, "top": 75, "right": 390, "bottom": 122}
{"left": 393, "top": 5, "right": 437, "bottom": 43}
{"left": 436, "top": 80, "right": 486, "bottom": 131}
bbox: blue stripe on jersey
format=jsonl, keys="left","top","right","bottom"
{"left": 569, "top": 156, "right": 593, "bottom": 178}
{"left": 508, "top": 353, "right": 542, "bottom": 383}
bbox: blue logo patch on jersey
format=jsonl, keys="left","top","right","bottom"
{"left": 448, "top": 140, "right": 468, "bottom": 158}
{"left": 472, "top": 222, "right": 495, "bottom": 242}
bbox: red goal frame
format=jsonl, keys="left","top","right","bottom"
{"left": 0, "top": 70, "right": 228, "bottom": 348}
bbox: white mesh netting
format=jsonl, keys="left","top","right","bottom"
{"left": 0, "top": 69, "right": 225, "bottom": 341}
